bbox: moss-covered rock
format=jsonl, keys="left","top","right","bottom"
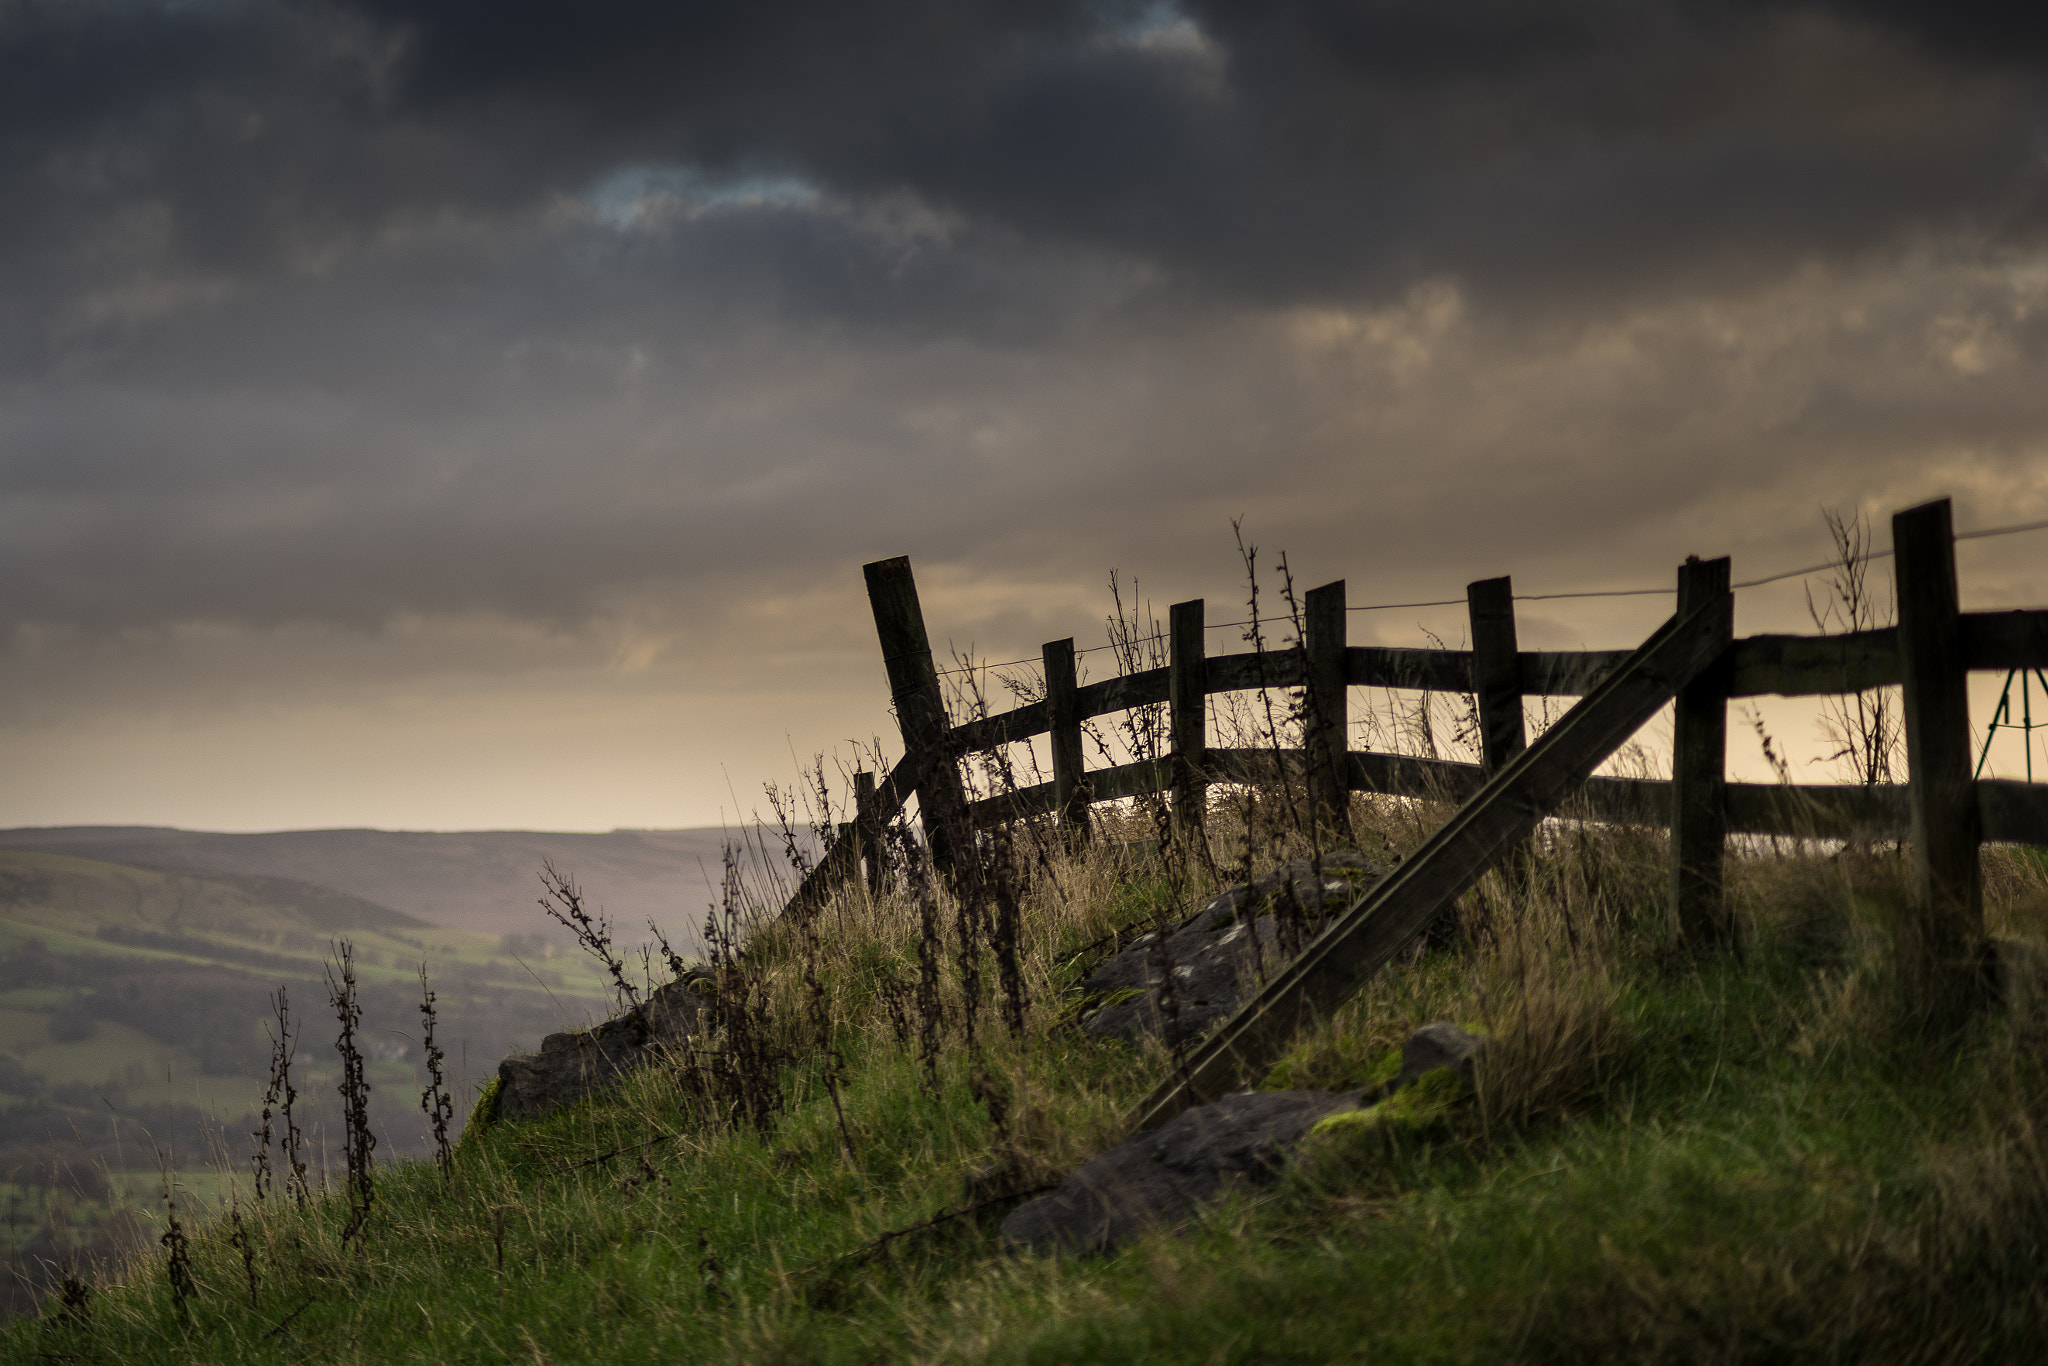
{"left": 1301, "top": 1064, "right": 1470, "bottom": 1172}
{"left": 1262, "top": 1045, "right": 1402, "bottom": 1093}
{"left": 455, "top": 1076, "right": 502, "bottom": 1153}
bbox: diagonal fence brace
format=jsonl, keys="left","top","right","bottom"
{"left": 784, "top": 753, "right": 918, "bottom": 917}
{"left": 1126, "top": 593, "right": 1735, "bottom": 1134}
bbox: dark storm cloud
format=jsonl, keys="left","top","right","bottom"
{"left": 1801, "top": 1, "right": 2048, "bottom": 61}
{"left": 316, "top": 0, "right": 2048, "bottom": 303}
{"left": 3, "top": 0, "right": 2047, "bottom": 643}
{"left": 7, "top": 1, "right": 2044, "bottom": 321}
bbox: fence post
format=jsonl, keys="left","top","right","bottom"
{"left": 853, "top": 769, "right": 886, "bottom": 897}
{"left": 1304, "top": 581, "right": 1354, "bottom": 841}
{"left": 1893, "top": 497, "right": 1985, "bottom": 1016}
{"left": 1170, "top": 599, "right": 1208, "bottom": 834}
{"left": 1044, "top": 637, "right": 1091, "bottom": 850}
{"left": 863, "top": 557, "right": 969, "bottom": 878}
{"left": 1669, "top": 555, "right": 1734, "bottom": 947}
{"left": 1467, "top": 577, "right": 1526, "bottom": 775}
{"left": 1468, "top": 576, "right": 1526, "bottom": 889}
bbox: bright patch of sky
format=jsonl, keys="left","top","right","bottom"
{"left": 1097, "top": 0, "right": 1216, "bottom": 57}
{"left": 587, "top": 165, "right": 820, "bottom": 231}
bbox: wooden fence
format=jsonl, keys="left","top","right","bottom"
{"left": 795, "top": 497, "right": 2048, "bottom": 1123}
{"left": 823, "top": 499, "right": 2048, "bottom": 887}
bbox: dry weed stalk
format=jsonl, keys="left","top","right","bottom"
{"left": 327, "top": 940, "right": 376, "bottom": 1251}
{"left": 259, "top": 987, "right": 310, "bottom": 1209}
{"left": 157, "top": 1163, "right": 195, "bottom": 1323}
{"left": 1806, "top": 506, "right": 1902, "bottom": 788}
{"left": 539, "top": 862, "right": 641, "bottom": 1011}
{"left": 50, "top": 1266, "right": 91, "bottom": 1329}
{"left": 418, "top": 964, "right": 455, "bottom": 1179}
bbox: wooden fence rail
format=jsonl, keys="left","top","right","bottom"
{"left": 834, "top": 611, "right": 2048, "bottom": 852}
{"left": 784, "top": 498, "right": 2042, "bottom": 1045}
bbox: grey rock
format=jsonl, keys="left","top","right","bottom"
{"left": 1001, "top": 1089, "right": 1364, "bottom": 1256}
{"left": 493, "top": 976, "right": 706, "bottom": 1124}
{"left": 1396, "top": 1021, "right": 1486, "bottom": 1089}
{"left": 1079, "top": 850, "right": 1392, "bottom": 1047}
{"left": 1004, "top": 1021, "right": 1488, "bottom": 1257}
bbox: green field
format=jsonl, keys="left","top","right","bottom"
{"left": 0, "top": 850, "right": 616, "bottom": 1134}
{"left": 0, "top": 848, "right": 615, "bottom": 992}
{"left": 0, "top": 847, "right": 620, "bottom": 1317}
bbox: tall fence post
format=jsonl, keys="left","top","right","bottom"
{"left": 1669, "top": 555, "right": 1734, "bottom": 947}
{"left": 1893, "top": 497, "right": 1985, "bottom": 1015}
{"left": 863, "top": 556, "right": 969, "bottom": 878}
{"left": 1467, "top": 577, "right": 1526, "bottom": 774}
{"left": 1304, "top": 580, "right": 1354, "bottom": 841}
{"left": 1468, "top": 575, "right": 1527, "bottom": 888}
{"left": 1170, "top": 599, "right": 1208, "bottom": 835}
{"left": 1044, "top": 637, "right": 1091, "bottom": 850}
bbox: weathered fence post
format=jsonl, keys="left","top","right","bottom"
{"left": 1169, "top": 599, "right": 1208, "bottom": 834}
{"left": 853, "top": 768, "right": 886, "bottom": 897}
{"left": 1893, "top": 497, "right": 1986, "bottom": 1016}
{"left": 1304, "top": 580, "right": 1354, "bottom": 841}
{"left": 1670, "top": 555, "right": 1734, "bottom": 947}
{"left": 1468, "top": 575, "right": 1527, "bottom": 890}
{"left": 863, "top": 557, "right": 970, "bottom": 878}
{"left": 1044, "top": 637, "right": 1091, "bottom": 850}
{"left": 1468, "top": 577, "right": 1526, "bottom": 775}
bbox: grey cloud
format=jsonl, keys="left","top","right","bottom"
{"left": 3, "top": 0, "right": 2047, "bottom": 649}
{"left": 8, "top": 1, "right": 2044, "bottom": 337}
{"left": 326, "top": 0, "right": 2048, "bottom": 306}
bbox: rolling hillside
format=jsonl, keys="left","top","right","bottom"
{"left": 0, "top": 824, "right": 800, "bottom": 945}
{"left": 0, "top": 849, "right": 618, "bottom": 1111}
{"left": 0, "top": 848, "right": 638, "bottom": 1314}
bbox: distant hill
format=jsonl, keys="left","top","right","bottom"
{"left": 0, "top": 848, "right": 602, "bottom": 989}
{"left": 0, "top": 825, "right": 808, "bottom": 944}
{"left": 0, "top": 847, "right": 619, "bottom": 1299}
{"left": 0, "top": 847, "right": 613, "bottom": 1140}
{"left": 0, "top": 850, "right": 425, "bottom": 937}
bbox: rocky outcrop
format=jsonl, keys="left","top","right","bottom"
{"left": 1078, "top": 850, "right": 1393, "bottom": 1048}
{"left": 1002, "top": 1021, "right": 1486, "bottom": 1257}
{"left": 1001, "top": 1089, "right": 1363, "bottom": 1256}
{"left": 492, "top": 975, "right": 708, "bottom": 1125}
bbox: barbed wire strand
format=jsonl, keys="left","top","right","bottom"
{"left": 931, "top": 516, "right": 2048, "bottom": 677}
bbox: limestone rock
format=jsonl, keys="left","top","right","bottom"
{"left": 1396, "top": 1021, "right": 1486, "bottom": 1089}
{"left": 1078, "top": 850, "right": 1392, "bottom": 1048}
{"left": 1000, "top": 1089, "right": 1364, "bottom": 1256}
{"left": 1004, "top": 1020, "right": 1486, "bottom": 1257}
{"left": 493, "top": 975, "right": 707, "bottom": 1125}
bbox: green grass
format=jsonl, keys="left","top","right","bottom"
{"left": 14, "top": 823, "right": 2048, "bottom": 1362}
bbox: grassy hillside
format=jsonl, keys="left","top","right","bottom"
{"left": 12, "top": 799, "right": 2048, "bottom": 1362}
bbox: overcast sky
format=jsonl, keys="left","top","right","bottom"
{"left": 4, "top": 0, "right": 2048, "bottom": 832}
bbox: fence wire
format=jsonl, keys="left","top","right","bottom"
{"left": 931, "top": 516, "right": 2048, "bottom": 680}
